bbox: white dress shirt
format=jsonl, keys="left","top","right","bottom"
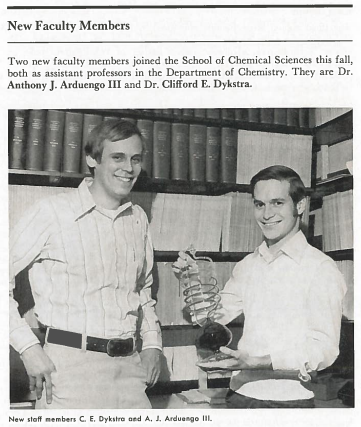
{"left": 215, "top": 231, "right": 346, "bottom": 373}
{"left": 10, "top": 179, "right": 162, "bottom": 354}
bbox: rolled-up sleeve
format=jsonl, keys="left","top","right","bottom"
{"left": 9, "top": 201, "right": 52, "bottom": 354}
{"left": 138, "top": 225, "right": 162, "bottom": 351}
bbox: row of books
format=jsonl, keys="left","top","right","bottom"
{"left": 131, "top": 192, "right": 268, "bottom": 252}
{"left": 8, "top": 109, "right": 313, "bottom": 185}
{"left": 322, "top": 190, "right": 353, "bottom": 251}
{"left": 336, "top": 260, "right": 354, "bottom": 321}
{"left": 236, "top": 130, "right": 313, "bottom": 187}
{"left": 140, "top": 108, "right": 311, "bottom": 128}
{"left": 316, "top": 139, "right": 353, "bottom": 181}
{"left": 311, "top": 190, "right": 353, "bottom": 252}
{"left": 9, "top": 110, "right": 97, "bottom": 174}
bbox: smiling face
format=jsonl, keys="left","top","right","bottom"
{"left": 87, "top": 135, "right": 143, "bottom": 209}
{"left": 253, "top": 179, "right": 305, "bottom": 248}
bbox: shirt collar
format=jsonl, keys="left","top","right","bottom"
{"left": 74, "top": 178, "right": 133, "bottom": 221}
{"left": 257, "top": 231, "right": 308, "bottom": 264}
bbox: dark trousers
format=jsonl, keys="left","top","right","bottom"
{"left": 226, "top": 369, "right": 315, "bottom": 409}
{"left": 226, "top": 389, "right": 315, "bottom": 408}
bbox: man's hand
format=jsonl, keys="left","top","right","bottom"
{"left": 197, "top": 346, "right": 272, "bottom": 371}
{"left": 139, "top": 348, "right": 162, "bottom": 387}
{"left": 20, "top": 344, "right": 56, "bottom": 404}
{"left": 172, "top": 250, "right": 199, "bottom": 280}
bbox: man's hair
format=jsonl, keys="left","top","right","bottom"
{"left": 250, "top": 165, "right": 306, "bottom": 204}
{"left": 84, "top": 119, "right": 143, "bottom": 163}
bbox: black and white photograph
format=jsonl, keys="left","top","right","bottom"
{"left": 8, "top": 107, "right": 354, "bottom": 409}
{"left": 2, "top": 1, "right": 359, "bottom": 426}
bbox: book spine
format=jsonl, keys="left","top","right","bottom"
{"left": 206, "top": 126, "right": 221, "bottom": 183}
{"left": 189, "top": 125, "right": 207, "bottom": 182}
{"left": 153, "top": 121, "right": 171, "bottom": 179}
{"left": 221, "top": 109, "right": 235, "bottom": 121}
{"left": 81, "top": 113, "right": 103, "bottom": 174}
{"left": 171, "top": 123, "right": 189, "bottom": 180}
{"left": 25, "top": 110, "right": 46, "bottom": 171}
{"left": 299, "top": 108, "right": 310, "bottom": 128}
{"left": 273, "top": 108, "right": 287, "bottom": 125}
{"left": 62, "top": 112, "right": 84, "bottom": 173}
{"left": 206, "top": 109, "right": 220, "bottom": 120}
{"left": 182, "top": 109, "right": 194, "bottom": 117}
{"left": 194, "top": 109, "right": 206, "bottom": 118}
{"left": 9, "top": 110, "right": 27, "bottom": 169}
{"left": 247, "top": 108, "right": 260, "bottom": 123}
{"left": 234, "top": 109, "right": 248, "bottom": 122}
{"left": 260, "top": 108, "right": 274, "bottom": 124}
{"left": 137, "top": 119, "right": 154, "bottom": 178}
{"left": 287, "top": 108, "right": 299, "bottom": 127}
{"left": 43, "top": 110, "right": 65, "bottom": 172}
{"left": 221, "top": 127, "right": 238, "bottom": 183}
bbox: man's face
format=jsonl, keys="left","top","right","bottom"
{"left": 253, "top": 179, "right": 304, "bottom": 247}
{"left": 90, "top": 135, "right": 143, "bottom": 204}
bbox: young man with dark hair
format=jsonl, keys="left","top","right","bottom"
{"left": 196, "top": 165, "right": 346, "bottom": 407}
{"left": 9, "top": 119, "right": 162, "bottom": 409}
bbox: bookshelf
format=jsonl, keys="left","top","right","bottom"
{"left": 310, "top": 109, "right": 354, "bottom": 335}
{"left": 8, "top": 107, "right": 353, "bottom": 391}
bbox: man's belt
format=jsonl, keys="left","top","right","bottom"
{"left": 46, "top": 328, "right": 135, "bottom": 357}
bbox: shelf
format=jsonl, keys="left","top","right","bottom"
{"left": 71, "top": 108, "right": 313, "bottom": 135}
{"left": 8, "top": 169, "right": 86, "bottom": 187}
{"left": 312, "top": 174, "right": 353, "bottom": 199}
{"left": 314, "top": 110, "right": 353, "bottom": 147}
{"left": 154, "top": 251, "right": 251, "bottom": 262}
{"left": 325, "top": 249, "right": 353, "bottom": 262}
{"left": 8, "top": 169, "right": 252, "bottom": 195}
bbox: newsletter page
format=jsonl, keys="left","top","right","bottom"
{"left": 1, "top": 1, "right": 359, "bottom": 426}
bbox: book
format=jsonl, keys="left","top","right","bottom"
{"left": 25, "top": 109, "right": 46, "bottom": 171}
{"left": 189, "top": 124, "right": 207, "bottom": 181}
{"left": 260, "top": 108, "right": 274, "bottom": 124}
{"left": 81, "top": 113, "right": 103, "bottom": 174}
{"left": 234, "top": 109, "right": 248, "bottom": 122}
{"left": 136, "top": 119, "right": 154, "bottom": 178}
{"left": 247, "top": 108, "right": 260, "bottom": 123}
{"left": 194, "top": 109, "right": 206, "bottom": 118}
{"left": 62, "top": 112, "right": 83, "bottom": 173}
{"left": 221, "top": 109, "right": 235, "bottom": 121}
{"left": 182, "top": 109, "right": 194, "bottom": 117}
{"left": 43, "top": 110, "right": 66, "bottom": 172}
{"left": 206, "top": 127, "right": 221, "bottom": 182}
{"left": 273, "top": 109, "right": 287, "bottom": 125}
{"left": 328, "top": 139, "right": 353, "bottom": 175}
{"left": 9, "top": 110, "right": 27, "bottom": 169}
{"left": 220, "top": 127, "right": 238, "bottom": 183}
{"left": 286, "top": 108, "right": 299, "bottom": 127}
{"left": 206, "top": 109, "right": 220, "bottom": 120}
{"left": 153, "top": 121, "right": 171, "bottom": 179}
{"left": 171, "top": 123, "right": 189, "bottom": 180}
{"left": 299, "top": 108, "right": 310, "bottom": 128}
